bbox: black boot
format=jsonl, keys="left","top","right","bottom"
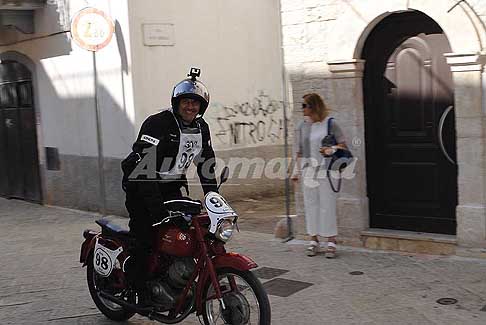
{"left": 135, "top": 283, "right": 154, "bottom": 308}
{"left": 124, "top": 255, "right": 152, "bottom": 308}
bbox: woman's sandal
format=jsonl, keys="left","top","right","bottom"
{"left": 306, "top": 241, "right": 319, "bottom": 257}
{"left": 325, "top": 242, "right": 337, "bottom": 259}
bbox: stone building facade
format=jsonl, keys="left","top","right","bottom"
{"left": 282, "top": 0, "right": 486, "bottom": 251}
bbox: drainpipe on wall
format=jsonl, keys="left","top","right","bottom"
{"left": 481, "top": 53, "right": 486, "bottom": 116}
{"left": 277, "top": 0, "right": 293, "bottom": 242}
{"left": 481, "top": 54, "right": 486, "bottom": 240}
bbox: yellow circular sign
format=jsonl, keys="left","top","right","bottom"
{"left": 71, "top": 7, "right": 114, "bottom": 52}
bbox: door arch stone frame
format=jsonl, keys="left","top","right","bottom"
{"left": 326, "top": 0, "right": 486, "bottom": 247}
{"left": 0, "top": 51, "right": 45, "bottom": 203}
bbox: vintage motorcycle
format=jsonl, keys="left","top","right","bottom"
{"left": 79, "top": 168, "right": 271, "bottom": 324}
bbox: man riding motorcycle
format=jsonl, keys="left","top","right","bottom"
{"left": 121, "top": 68, "right": 218, "bottom": 305}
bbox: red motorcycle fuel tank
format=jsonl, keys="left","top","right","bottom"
{"left": 156, "top": 225, "right": 195, "bottom": 257}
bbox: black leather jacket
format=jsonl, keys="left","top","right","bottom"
{"left": 121, "top": 109, "right": 217, "bottom": 216}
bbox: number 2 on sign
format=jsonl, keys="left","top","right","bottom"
{"left": 83, "top": 21, "right": 106, "bottom": 39}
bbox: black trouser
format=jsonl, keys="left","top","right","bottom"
{"left": 125, "top": 187, "right": 183, "bottom": 292}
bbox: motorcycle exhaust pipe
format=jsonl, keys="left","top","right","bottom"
{"left": 99, "top": 291, "right": 152, "bottom": 316}
{"left": 99, "top": 290, "right": 194, "bottom": 324}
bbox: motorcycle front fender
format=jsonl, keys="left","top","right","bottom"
{"left": 194, "top": 253, "right": 259, "bottom": 314}
{"left": 212, "top": 252, "right": 258, "bottom": 271}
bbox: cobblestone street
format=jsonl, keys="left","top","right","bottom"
{"left": 2, "top": 198, "right": 486, "bottom": 324}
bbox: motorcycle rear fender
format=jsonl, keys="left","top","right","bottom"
{"left": 212, "top": 252, "right": 258, "bottom": 271}
{"left": 79, "top": 230, "right": 98, "bottom": 266}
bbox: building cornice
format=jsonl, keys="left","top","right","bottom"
{"left": 444, "top": 52, "right": 486, "bottom": 72}
{"left": 327, "top": 59, "right": 365, "bottom": 78}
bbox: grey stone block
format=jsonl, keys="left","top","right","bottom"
{"left": 457, "top": 204, "right": 486, "bottom": 246}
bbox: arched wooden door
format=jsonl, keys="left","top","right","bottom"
{"left": 362, "top": 11, "right": 457, "bottom": 234}
{"left": 0, "top": 60, "right": 41, "bottom": 202}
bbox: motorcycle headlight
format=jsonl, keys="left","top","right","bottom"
{"left": 215, "top": 219, "right": 235, "bottom": 242}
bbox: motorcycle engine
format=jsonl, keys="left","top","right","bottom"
{"left": 148, "top": 257, "right": 196, "bottom": 308}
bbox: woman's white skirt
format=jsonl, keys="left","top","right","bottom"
{"left": 302, "top": 166, "right": 338, "bottom": 237}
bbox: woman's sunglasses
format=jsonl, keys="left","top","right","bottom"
{"left": 302, "top": 103, "right": 311, "bottom": 109}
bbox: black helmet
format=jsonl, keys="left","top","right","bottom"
{"left": 171, "top": 67, "right": 210, "bottom": 116}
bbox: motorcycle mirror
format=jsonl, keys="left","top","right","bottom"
{"left": 218, "top": 166, "right": 230, "bottom": 190}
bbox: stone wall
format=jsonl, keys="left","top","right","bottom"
{"left": 281, "top": 0, "right": 486, "bottom": 248}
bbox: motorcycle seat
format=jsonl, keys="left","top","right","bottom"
{"left": 163, "top": 198, "right": 202, "bottom": 215}
{"left": 96, "top": 219, "right": 132, "bottom": 238}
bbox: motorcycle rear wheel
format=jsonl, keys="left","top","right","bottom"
{"left": 202, "top": 268, "right": 271, "bottom": 325}
{"left": 87, "top": 255, "right": 135, "bottom": 321}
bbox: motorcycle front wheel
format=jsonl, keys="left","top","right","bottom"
{"left": 202, "top": 268, "right": 271, "bottom": 325}
{"left": 86, "top": 254, "right": 135, "bottom": 321}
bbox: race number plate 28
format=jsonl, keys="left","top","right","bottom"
{"left": 93, "top": 239, "right": 123, "bottom": 277}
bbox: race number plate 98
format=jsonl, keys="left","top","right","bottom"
{"left": 93, "top": 239, "right": 123, "bottom": 277}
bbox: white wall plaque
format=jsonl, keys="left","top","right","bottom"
{"left": 143, "top": 23, "right": 175, "bottom": 46}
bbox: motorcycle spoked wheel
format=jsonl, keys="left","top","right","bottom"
{"left": 202, "top": 268, "right": 271, "bottom": 325}
{"left": 87, "top": 254, "right": 135, "bottom": 321}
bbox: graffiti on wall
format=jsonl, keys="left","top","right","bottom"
{"left": 207, "top": 92, "right": 285, "bottom": 147}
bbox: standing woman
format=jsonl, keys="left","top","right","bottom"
{"left": 292, "top": 93, "right": 348, "bottom": 258}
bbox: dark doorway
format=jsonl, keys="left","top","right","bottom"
{"left": 0, "top": 60, "right": 41, "bottom": 202}
{"left": 362, "top": 11, "right": 457, "bottom": 234}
